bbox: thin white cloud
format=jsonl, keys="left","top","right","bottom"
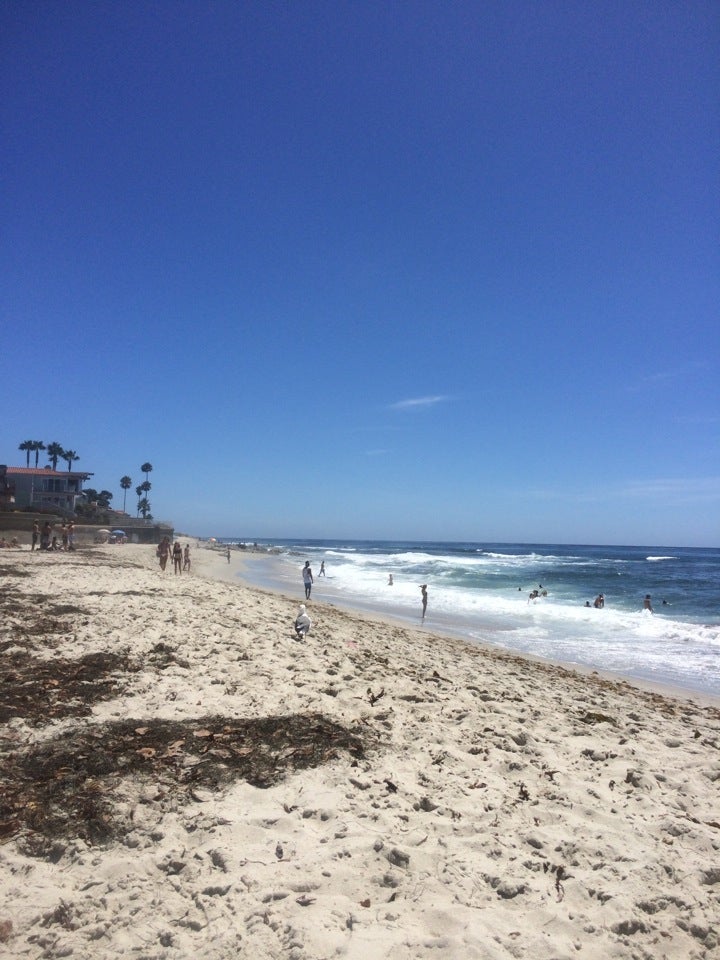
{"left": 388, "top": 395, "right": 450, "bottom": 411}
{"left": 673, "top": 414, "right": 720, "bottom": 425}
{"left": 365, "top": 448, "right": 388, "bottom": 457}
{"left": 617, "top": 477, "right": 720, "bottom": 502}
{"left": 525, "top": 477, "right": 720, "bottom": 505}
{"left": 627, "top": 359, "right": 713, "bottom": 392}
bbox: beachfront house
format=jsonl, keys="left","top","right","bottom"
{"left": 1, "top": 465, "right": 94, "bottom": 516}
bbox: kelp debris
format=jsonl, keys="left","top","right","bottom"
{"left": 0, "top": 713, "right": 368, "bottom": 847}
{"left": 0, "top": 651, "right": 134, "bottom": 724}
{"left": 0, "top": 590, "right": 88, "bottom": 648}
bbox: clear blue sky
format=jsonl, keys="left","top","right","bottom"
{"left": 2, "top": 1, "right": 718, "bottom": 546}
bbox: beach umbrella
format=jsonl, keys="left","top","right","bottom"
{"left": 112, "top": 529, "right": 127, "bottom": 536}
{"left": 98, "top": 529, "right": 111, "bottom": 535}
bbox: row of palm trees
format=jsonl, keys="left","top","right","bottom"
{"left": 119, "top": 462, "right": 153, "bottom": 518}
{"left": 18, "top": 440, "right": 79, "bottom": 471}
{"left": 17, "top": 441, "right": 154, "bottom": 521}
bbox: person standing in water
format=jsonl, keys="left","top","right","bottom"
{"left": 319, "top": 561, "right": 326, "bottom": 577}
{"left": 420, "top": 584, "right": 428, "bottom": 623}
{"left": 643, "top": 594, "right": 653, "bottom": 613}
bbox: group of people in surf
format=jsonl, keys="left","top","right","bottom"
{"left": 293, "top": 559, "right": 430, "bottom": 639}
{"left": 527, "top": 584, "right": 548, "bottom": 603}
{"left": 293, "top": 561, "right": 667, "bottom": 642}
{"left": 582, "top": 593, "right": 666, "bottom": 613}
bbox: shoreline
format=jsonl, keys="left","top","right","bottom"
{"left": 2, "top": 544, "right": 719, "bottom": 959}
{"left": 225, "top": 547, "right": 720, "bottom": 709}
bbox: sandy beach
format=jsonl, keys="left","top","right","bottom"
{"left": 1, "top": 542, "right": 719, "bottom": 960}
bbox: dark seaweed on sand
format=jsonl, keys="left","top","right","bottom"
{"left": 0, "top": 590, "right": 88, "bottom": 653}
{"left": 0, "top": 714, "right": 368, "bottom": 850}
{"left": 0, "top": 559, "right": 369, "bottom": 855}
{"left": 0, "top": 651, "right": 135, "bottom": 723}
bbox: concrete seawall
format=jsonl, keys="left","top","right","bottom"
{"left": 0, "top": 514, "right": 173, "bottom": 545}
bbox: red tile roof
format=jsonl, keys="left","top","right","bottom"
{"left": 5, "top": 466, "right": 93, "bottom": 477}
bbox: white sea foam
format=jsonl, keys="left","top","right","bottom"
{"left": 249, "top": 542, "right": 719, "bottom": 695}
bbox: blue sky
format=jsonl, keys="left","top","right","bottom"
{"left": 2, "top": 1, "right": 718, "bottom": 546}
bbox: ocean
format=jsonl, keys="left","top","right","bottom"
{"left": 227, "top": 540, "right": 720, "bottom": 698}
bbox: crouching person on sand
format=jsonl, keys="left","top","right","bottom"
{"left": 294, "top": 604, "right": 312, "bottom": 640}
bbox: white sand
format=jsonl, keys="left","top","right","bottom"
{"left": 1, "top": 543, "right": 719, "bottom": 959}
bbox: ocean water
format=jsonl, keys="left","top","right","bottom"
{"left": 228, "top": 540, "right": 720, "bottom": 697}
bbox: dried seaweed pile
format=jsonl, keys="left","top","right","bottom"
{"left": 0, "top": 565, "right": 370, "bottom": 855}
{"left": 0, "top": 591, "right": 86, "bottom": 652}
{"left": 0, "top": 714, "right": 367, "bottom": 848}
{"left": 0, "top": 651, "right": 135, "bottom": 724}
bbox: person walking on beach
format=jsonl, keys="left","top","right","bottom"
{"left": 172, "top": 541, "right": 183, "bottom": 574}
{"left": 226, "top": 545, "right": 231, "bottom": 563}
{"left": 302, "top": 561, "right": 314, "bottom": 599}
{"left": 420, "top": 584, "right": 428, "bottom": 623}
{"left": 643, "top": 594, "right": 653, "bottom": 614}
{"left": 158, "top": 537, "right": 171, "bottom": 571}
{"left": 319, "top": 561, "right": 326, "bottom": 577}
{"left": 31, "top": 520, "right": 39, "bottom": 551}
{"left": 67, "top": 522, "right": 75, "bottom": 551}
{"left": 183, "top": 544, "right": 191, "bottom": 571}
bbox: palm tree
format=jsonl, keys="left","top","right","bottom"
{"left": 47, "top": 442, "right": 65, "bottom": 471}
{"left": 63, "top": 450, "right": 79, "bottom": 472}
{"left": 141, "top": 462, "right": 153, "bottom": 486}
{"left": 138, "top": 482, "right": 152, "bottom": 518}
{"left": 31, "top": 441, "right": 46, "bottom": 467}
{"left": 135, "top": 485, "right": 144, "bottom": 517}
{"left": 137, "top": 497, "right": 151, "bottom": 519}
{"left": 120, "top": 476, "right": 132, "bottom": 512}
{"left": 18, "top": 440, "right": 34, "bottom": 466}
